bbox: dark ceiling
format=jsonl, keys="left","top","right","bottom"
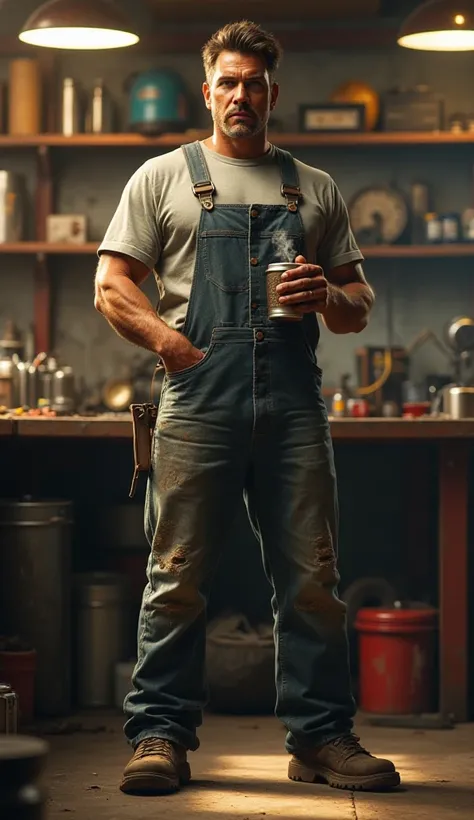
{"left": 143, "top": 0, "right": 420, "bottom": 23}
{"left": 5, "top": 0, "right": 422, "bottom": 31}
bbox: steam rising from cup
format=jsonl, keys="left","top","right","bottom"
{"left": 272, "top": 230, "right": 296, "bottom": 263}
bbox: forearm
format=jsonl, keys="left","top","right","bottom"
{"left": 322, "top": 281, "right": 374, "bottom": 334}
{"left": 95, "top": 262, "right": 174, "bottom": 356}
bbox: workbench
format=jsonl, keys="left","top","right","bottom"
{"left": 1, "top": 414, "right": 471, "bottom": 723}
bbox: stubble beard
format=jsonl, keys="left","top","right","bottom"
{"left": 214, "top": 107, "right": 268, "bottom": 139}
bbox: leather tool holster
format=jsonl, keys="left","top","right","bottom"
{"left": 129, "top": 402, "right": 158, "bottom": 498}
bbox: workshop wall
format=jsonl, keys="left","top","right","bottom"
{"left": 1, "top": 44, "right": 474, "bottom": 391}
{"left": 1, "top": 35, "right": 473, "bottom": 714}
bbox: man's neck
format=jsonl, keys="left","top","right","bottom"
{"left": 204, "top": 131, "right": 271, "bottom": 159}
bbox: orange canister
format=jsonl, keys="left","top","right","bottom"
{"left": 8, "top": 59, "right": 41, "bottom": 135}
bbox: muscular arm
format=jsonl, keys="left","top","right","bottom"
{"left": 322, "top": 262, "right": 375, "bottom": 335}
{"left": 94, "top": 252, "right": 203, "bottom": 372}
{"left": 94, "top": 252, "right": 173, "bottom": 354}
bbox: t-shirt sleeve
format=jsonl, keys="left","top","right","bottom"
{"left": 98, "top": 163, "right": 161, "bottom": 270}
{"left": 318, "top": 178, "right": 364, "bottom": 272}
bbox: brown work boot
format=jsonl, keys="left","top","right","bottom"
{"left": 288, "top": 733, "right": 400, "bottom": 792}
{"left": 120, "top": 737, "right": 191, "bottom": 794}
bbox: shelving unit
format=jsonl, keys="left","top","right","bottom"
{"left": 1, "top": 130, "right": 473, "bottom": 351}
{"left": 1, "top": 242, "right": 474, "bottom": 258}
{"left": 1, "top": 131, "right": 474, "bottom": 148}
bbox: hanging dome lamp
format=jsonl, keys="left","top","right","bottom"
{"left": 398, "top": 0, "right": 474, "bottom": 51}
{"left": 19, "top": 0, "right": 140, "bottom": 50}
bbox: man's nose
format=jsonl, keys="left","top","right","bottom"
{"left": 233, "top": 82, "right": 249, "bottom": 103}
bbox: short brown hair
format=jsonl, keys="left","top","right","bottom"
{"left": 202, "top": 20, "right": 283, "bottom": 82}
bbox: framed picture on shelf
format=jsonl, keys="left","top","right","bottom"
{"left": 46, "top": 214, "right": 87, "bottom": 244}
{"left": 298, "top": 103, "right": 365, "bottom": 133}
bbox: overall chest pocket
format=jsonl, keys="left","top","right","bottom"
{"left": 201, "top": 230, "right": 249, "bottom": 294}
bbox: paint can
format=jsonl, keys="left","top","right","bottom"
{"left": 355, "top": 606, "right": 437, "bottom": 714}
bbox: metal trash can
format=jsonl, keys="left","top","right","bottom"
{"left": 0, "top": 499, "right": 73, "bottom": 717}
{"left": 0, "top": 735, "right": 49, "bottom": 820}
{"left": 74, "top": 573, "right": 129, "bottom": 707}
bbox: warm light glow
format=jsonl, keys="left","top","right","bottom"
{"left": 209, "top": 752, "right": 412, "bottom": 777}
{"left": 186, "top": 792, "right": 350, "bottom": 817}
{"left": 454, "top": 14, "right": 466, "bottom": 24}
{"left": 208, "top": 755, "right": 285, "bottom": 781}
{"left": 199, "top": 752, "right": 413, "bottom": 816}
{"left": 398, "top": 29, "right": 474, "bottom": 50}
{"left": 19, "top": 26, "right": 139, "bottom": 50}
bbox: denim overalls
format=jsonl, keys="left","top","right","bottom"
{"left": 124, "top": 141, "right": 355, "bottom": 753}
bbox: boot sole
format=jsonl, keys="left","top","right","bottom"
{"left": 120, "top": 763, "right": 191, "bottom": 795}
{"left": 288, "top": 759, "right": 401, "bottom": 792}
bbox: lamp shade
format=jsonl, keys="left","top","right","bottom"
{"left": 19, "top": 0, "right": 140, "bottom": 50}
{"left": 398, "top": 0, "right": 474, "bottom": 51}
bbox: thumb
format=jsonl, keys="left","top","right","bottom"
{"left": 294, "top": 254, "right": 306, "bottom": 263}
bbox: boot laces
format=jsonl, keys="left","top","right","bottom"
{"left": 332, "top": 734, "right": 370, "bottom": 760}
{"left": 135, "top": 737, "right": 176, "bottom": 761}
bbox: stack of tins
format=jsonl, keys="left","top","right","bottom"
{"left": 355, "top": 607, "right": 438, "bottom": 714}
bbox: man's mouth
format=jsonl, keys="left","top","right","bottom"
{"left": 228, "top": 110, "right": 254, "bottom": 121}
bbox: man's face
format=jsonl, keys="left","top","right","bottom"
{"left": 203, "top": 51, "right": 278, "bottom": 139}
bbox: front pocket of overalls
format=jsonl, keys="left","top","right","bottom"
{"left": 165, "top": 341, "right": 217, "bottom": 380}
{"left": 201, "top": 230, "right": 249, "bottom": 293}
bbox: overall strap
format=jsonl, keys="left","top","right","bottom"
{"left": 182, "top": 141, "right": 215, "bottom": 211}
{"left": 274, "top": 147, "right": 302, "bottom": 212}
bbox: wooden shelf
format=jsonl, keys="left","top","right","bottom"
{"left": 0, "top": 132, "right": 209, "bottom": 148}
{"left": 1, "top": 242, "right": 474, "bottom": 258}
{"left": 272, "top": 131, "right": 474, "bottom": 147}
{"left": 0, "top": 242, "right": 99, "bottom": 254}
{"left": 1, "top": 131, "right": 474, "bottom": 148}
{"left": 5, "top": 414, "right": 474, "bottom": 441}
{"left": 362, "top": 244, "right": 474, "bottom": 258}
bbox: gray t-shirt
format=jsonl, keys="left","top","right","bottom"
{"left": 98, "top": 142, "right": 363, "bottom": 331}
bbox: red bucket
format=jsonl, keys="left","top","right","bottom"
{"left": 355, "top": 607, "right": 437, "bottom": 715}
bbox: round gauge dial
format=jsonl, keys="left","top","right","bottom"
{"left": 349, "top": 186, "right": 408, "bottom": 244}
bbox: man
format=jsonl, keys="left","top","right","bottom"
{"left": 95, "top": 20, "right": 400, "bottom": 796}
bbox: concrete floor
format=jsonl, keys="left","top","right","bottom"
{"left": 36, "top": 713, "right": 474, "bottom": 820}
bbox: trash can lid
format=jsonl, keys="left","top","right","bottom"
{"left": 355, "top": 606, "right": 438, "bottom": 633}
{"left": 0, "top": 736, "right": 48, "bottom": 760}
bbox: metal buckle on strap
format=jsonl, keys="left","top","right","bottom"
{"left": 281, "top": 183, "right": 302, "bottom": 212}
{"left": 193, "top": 181, "right": 215, "bottom": 211}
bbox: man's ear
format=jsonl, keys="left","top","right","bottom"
{"left": 270, "top": 82, "right": 279, "bottom": 111}
{"left": 202, "top": 82, "right": 211, "bottom": 110}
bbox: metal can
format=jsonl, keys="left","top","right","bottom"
{"left": 347, "top": 398, "right": 370, "bottom": 418}
{"left": 265, "top": 262, "right": 303, "bottom": 321}
{"left": 0, "top": 683, "right": 18, "bottom": 734}
{"left": 332, "top": 391, "right": 346, "bottom": 418}
{"left": 0, "top": 735, "right": 49, "bottom": 820}
{"left": 441, "top": 213, "right": 461, "bottom": 243}
{"left": 462, "top": 207, "right": 474, "bottom": 241}
{"left": 424, "top": 212, "right": 442, "bottom": 244}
